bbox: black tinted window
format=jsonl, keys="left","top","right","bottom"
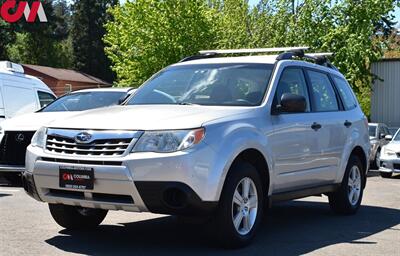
{"left": 275, "top": 68, "right": 310, "bottom": 112}
{"left": 333, "top": 76, "right": 357, "bottom": 110}
{"left": 41, "top": 91, "right": 126, "bottom": 112}
{"left": 307, "top": 70, "right": 339, "bottom": 112}
{"left": 37, "top": 91, "right": 56, "bottom": 108}
{"left": 128, "top": 64, "right": 273, "bottom": 106}
{"left": 369, "top": 125, "right": 377, "bottom": 137}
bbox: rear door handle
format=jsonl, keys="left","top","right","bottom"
{"left": 311, "top": 122, "right": 322, "bottom": 131}
{"left": 344, "top": 120, "right": 352, "bottom": 128}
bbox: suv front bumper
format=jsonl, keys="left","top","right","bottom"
{"left": 24, "top": 144, "right": 220, "bottom": 215}
{"left": 379, "top": 156, "right": 400, "bottom": 174}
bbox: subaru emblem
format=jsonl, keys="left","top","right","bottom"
{"left": 75, "top": 132, "right": 93, "bottom": 144}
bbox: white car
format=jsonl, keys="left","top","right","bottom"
{"left": 379, "top": 129, "right": 400, "bottom": 178}
{"left": 0, "top": 88, "right": 134, "bottom": 183}
{"left": 23, "top": 47, "right": 369, "bottom": 248}
{"left": 0, "top": 61, "right": 55, "bottom": 123}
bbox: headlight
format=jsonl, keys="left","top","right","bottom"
{"left": 132, "top": 128, "right": 205, "bottom": 153}
{"left": 384, "top": 147, "right": 396, "bottom": 156}
{"left": 31, "top": 127, "right": 47, "bottom": 148}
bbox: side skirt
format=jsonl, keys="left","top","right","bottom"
{"left": 270, "top": 184, "right": 340, "bottom": 204}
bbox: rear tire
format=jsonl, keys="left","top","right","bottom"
{"left": 380, "top": 172, "right": 392, "bottom": 179}
{"left": 328, "top": 155, "right": 364, "bottom": 215}
{"left": 49, "top": 204, "right": 108, "bottom": 230}
{"left": 370, "top": 148, "right": 381, "bottom": 169}
{"left": 212, "top": 161, "right": 264, "bottom": 249}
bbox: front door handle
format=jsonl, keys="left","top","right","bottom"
{"left": 344, "top": 120, "right": 352, "bottom": 128}
{"left": 311, "top": 122, "right": 322, "bottom": 131}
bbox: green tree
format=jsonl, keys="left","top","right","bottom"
{"left": 104, "top": 0, "right": 216, "bottom": 87}
{"left": 0, "top": 20, "right": 15, "bottom": 60}
{"left": 104, "top": 0, "right": 399, "bottom": 116}
{"left": 71, "top": 0, "right": 117, "bottom": 83}
{"left": 6, "top": 0, "right": 73, "bottom": 67}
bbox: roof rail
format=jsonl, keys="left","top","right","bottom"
{"left": 198, "top": 47, "right": 309, "bottom": 55}
{"left": 0, "top": 61, "right": 24, "bottom": 73}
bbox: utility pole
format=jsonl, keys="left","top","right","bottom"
{"left": 292, "top": 0, "right": 295, "bottom": 15}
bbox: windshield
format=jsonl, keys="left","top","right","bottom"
{"left": 41, "top": 91, "right": 127, "bottom": 112}
{"left": 127, "top": 63, "right": 274, "bottom": 106}
{"left": 369, "top": 125, "right": 377, "bottom": 137}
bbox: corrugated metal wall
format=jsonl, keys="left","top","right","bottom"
{"left": 371, "top": 60, "right": 400, "bottom": 127}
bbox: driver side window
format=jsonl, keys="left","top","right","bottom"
{"left": 274, "top": 68, "right": 310, "bottom": 112}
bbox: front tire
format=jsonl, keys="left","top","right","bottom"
{"left": 329, "top": 155, "right": 364, "bottom": 215}
{"left": 49, "top": 204, "right": 108, "bottom": 230}
{"left": 212, "top": 161, "right": 264, "bottom": 248}
{"left": 380, "top": 172, "right": 392, "bottom": 178}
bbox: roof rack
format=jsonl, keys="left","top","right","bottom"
{"left": 277, "top": 51, "right": 337, "bottom": 70}
{"left": 180, "top": 47, "right": 310, "bottom": 63}
{"left": 198, "top": 47, "right": 310, "bottom": 55}
{"left": 180, "top": 47, "right": 337, "bottom": 70}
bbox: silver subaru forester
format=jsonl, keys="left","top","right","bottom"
{"left": 23, "top": 47, "right": 370, "bottom": 248}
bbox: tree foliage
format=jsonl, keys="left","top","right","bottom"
{"left": 105, "top": 0, "right": 399, "bottom": 115}
{"left": 4, "top": 0, "right": 73, "bottom": 68}
{"left": 104, "top": 0, "right": 215, "bottom": 87}
{"left": 71, "top": 0, "right": 117, "bottom": 83}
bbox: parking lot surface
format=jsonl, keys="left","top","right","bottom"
{"left": 0, "top": 174, "right": 399, "bottom": 256}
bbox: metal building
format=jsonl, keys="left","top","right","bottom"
{"left": 371, "top": 59, "right": 400, "bottom": 129}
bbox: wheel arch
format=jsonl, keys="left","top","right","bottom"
{"left": 225, "top": 148, "right": 270, "bottom": 197}
{"left": 349, "top": 146, "right": 368, "bottom": 188}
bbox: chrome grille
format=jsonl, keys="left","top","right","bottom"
{"left": 45, "top": 129, "right": 142, "bottom": 157}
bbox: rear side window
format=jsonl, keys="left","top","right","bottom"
{"left": 275, "top": 68, "right": 310, "bottom": 112}
{"left": 37, "top": 91, "right": 56, "bottom": 108}
{"left": 307, "top": 70, "right": 339, "bottom": 112}
{"left": 333, "top": 76, "right": 357, "bottom": 110}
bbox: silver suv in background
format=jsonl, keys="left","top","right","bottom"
{"left": 23, "top": 47, "right": 370, "bottom": 248}
{"left": 368, "top": 123, "right": 391, "bottom": 169}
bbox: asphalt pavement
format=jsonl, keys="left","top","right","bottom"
{"left": 0, "top": 173, "right": 399, "bottom": 256}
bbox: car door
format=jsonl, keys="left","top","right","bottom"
{"left": 270, "top": 67, "right": 330, "bottom": 192}
{"left": 304, "top": 69, "right": 345, "bottom": 182}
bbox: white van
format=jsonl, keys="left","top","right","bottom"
{"left": 0, "top": 61, "right": 55, "bottom": 123}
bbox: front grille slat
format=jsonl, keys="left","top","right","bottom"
{"left": 47, "top": 145, "right": 126, "bottom": 153}
{"left": 47, "top": 138, "right": 130, "bottom": 148}
{"left": 46, "top": 132, "right": 136, "bottom": 157}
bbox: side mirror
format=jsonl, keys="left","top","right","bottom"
{"left": 385, "top": 135, "right": 393, "bottom": 141}
{"left": 278, "top": 93, "right": 307, "bottom": 113}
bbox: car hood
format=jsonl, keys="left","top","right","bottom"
{"left": 48, "top": 105, "right": 253, "bottom": 130}
{"left": 1, "top": 112, "right": 79, "bottom": 131}
{"left": 384, "top": 141, "right": 400, "bottom": 152}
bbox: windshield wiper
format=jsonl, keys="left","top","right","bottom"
{"left": 178, "top": 102, "right": 200, "bottom": 106}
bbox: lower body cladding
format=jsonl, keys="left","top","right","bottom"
{"left": 23, "top": 145, "right": 219, "bottom": 216}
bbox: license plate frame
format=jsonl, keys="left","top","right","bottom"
{"left": 59, "top": 166, "right": 94, "bottom": 190}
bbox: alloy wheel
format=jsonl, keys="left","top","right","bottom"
{"left": 231, "top": 177, "right": 258, "bottom": 235}
{"left": 348, "top": 166, "right": 362, "bottom": 206}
